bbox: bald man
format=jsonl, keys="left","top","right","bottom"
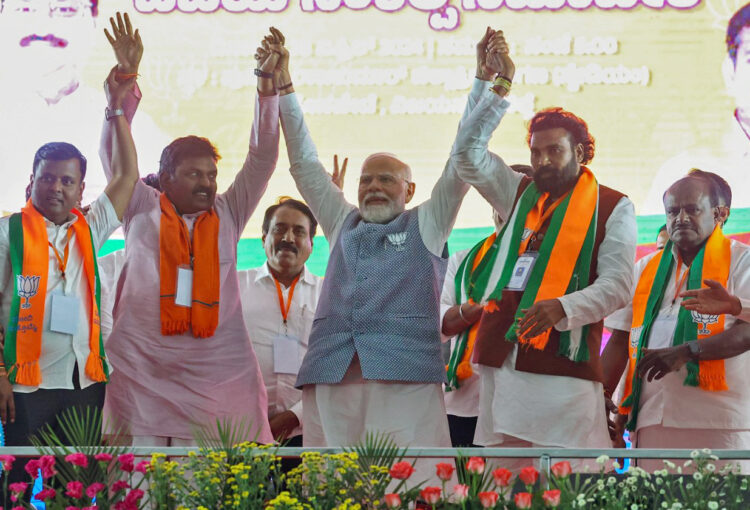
{"left": 264, "top": 31, "right": 489, "bottom": 450}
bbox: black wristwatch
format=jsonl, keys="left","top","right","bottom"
{"left": 687, "top": 340, "right": 702, "bottom": 360}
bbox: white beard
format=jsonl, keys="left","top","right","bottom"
{"left": 360, "top": 194, "right": 399, "bottom": 223}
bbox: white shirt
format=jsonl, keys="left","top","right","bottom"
{"left": 238, "top": 263, "right": 323, "bottom": 436}
{"left": 0, "top": 194, "right": 121, "bottom": 392}
{"left": 277, "top": 80, "right": 495, "bottom": 256}
{"left": 440, "top": 249, "right": 480, "bottom": 417}
{"left": 98, "top": 249, "right": 126, "bottom": 345}
{"left": 606, "top": 241, "right": 750, "bottom": 431}
{"left": 450, "top": 92, "right": 637, "bottom": 447}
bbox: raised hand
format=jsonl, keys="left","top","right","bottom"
{"left": 270, "top": 27, "right": 289, "bottom": 74}
{"left": 476, "top": 27, "right": 496, "bottom": 81}
{"left": 680, "top": 279, "right": 742, "bottom": 316}
{"left": 104, "top": 65, "right": 137, "bottom": 108}
{"left": 104, "top": 12, "right": 143, "bottom": 76}
{"left": 332, "top": 154, "right": 348, "bottom": 190}
{"left": 486, "top": 30, "right": 515, "bottom": 81}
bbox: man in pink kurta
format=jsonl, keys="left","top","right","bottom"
{"left": 96, "top": 22, "right": 278, "bottom": 442}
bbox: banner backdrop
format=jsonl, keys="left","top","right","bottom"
{"left": 1, "top": 0, "right": 747, "bottom": 239}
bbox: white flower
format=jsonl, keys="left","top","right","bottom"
{"left": 663, "top": 460, "right": 676, "bottom": 470}
{"left": 707, "top": 502, "right": 719, "bottom": 510}
{"left": 701, "top": 448, "right": 712, "bottom": 454}
{"left": 693, "top": 472, "right": 703, "bottom": 481}
{"left": 631, "top": 504, "right": 640, "bottom": 510}
{"left": 690, "top": 450, "right": 700, "bottom": 459}
{"left": 613, "top": 460, "right": 621, "bottom": 470}
{"left": 596, "top": 455, "right": 610, "bottom": 464}
{"left": 706, "top": 463, "right": 716, "bottom": 472}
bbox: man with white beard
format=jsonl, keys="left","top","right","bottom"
{"left": 257, "top": 27, "right": 501, "bottom": 451}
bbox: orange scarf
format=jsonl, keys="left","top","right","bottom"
{"left": 158, "top": 193, "right": 220, "bottom": 338}
{"left": 5, "top": 200, "right": 108, "bottom": 386}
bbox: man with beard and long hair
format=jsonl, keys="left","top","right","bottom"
{"left": 450, "top": 30, "right": 637, "bottom": 471}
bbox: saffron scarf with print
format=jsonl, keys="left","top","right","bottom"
{"left": 159, "top": 193, "right": 220, "bottom": 338}
{"left": 620, "top": 226, "right": 730, "bottom": 432}
{"left": 5, "top": 200, "right": 108, "bottom": 386}
{"left": 445, "top": 232, "right": 497, "bottom": 391}
{"left": 458, "top": 167, "right": 599, "bottom": 363}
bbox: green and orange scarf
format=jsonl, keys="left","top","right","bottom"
{"left": 158, "top": 193, "right": 220, "bottom": 338}
{"left": 5, "top": 200, "right": 108, "bottom": 386}
{"left": 448, "top": 167, "right": 599, "bottom": 372}
{"left": 620, "top": 226, "right": 730, "bottom": 432}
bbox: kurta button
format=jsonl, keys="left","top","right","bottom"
{"left": 359, "top": 252, "right": 366, "bottom": 259}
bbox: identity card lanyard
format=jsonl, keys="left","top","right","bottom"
{"left": 274, "top": 275, "right": 301, "bottom": 334}
{"left": 48, "top": 228, "right": 74, "bottom": 287}
{"left": 672, "top": 255, "right": 690, "bottom": 305}
{"left": 517, "top": 193, "right": 568, "bottom": 254}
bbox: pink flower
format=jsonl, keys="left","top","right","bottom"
{"left": 65, "top": 453, "right": 88, "bottom": 468}
{"left": 514, "top": 492, "right": 533, "bottom": 509}
{"left": 39, "top": 455, "right": 57, "bottom": 478}
{"left": 465, "top": 456, "right": 485, "bottom": 474}
{"left": 384, "top": 493, "right": 401, "bottom": 509}
{"left": 492, "top": 467, "right": 513, "bottom": 488}
{"left": 435, "top": 462, "right": 454, "bottom": 481}
{"left": 9, "top": 481, "right": 28, "bottom": 502}
{"left": 35, "top": 488, "right": 57, "bottom": 501}
{"left": 118, "top": 453, "right": 135, "bottom": 472}
{"left": 94, "top": 453, "right": 113, "bottom": 462}
{"left": 420, "top": 486, "right": 441, "bottom": 505}
{"left": 111, "top": 480, "right": 130, "bottom": 492}
{"left": 452, "top": 484, "right": 469, "bottom": 503}
{"left": 389, "top": 461, "right": 415, "bottom": 480}
{"left": 478, "top": 491, "right": 499, "bottom": 508}
{"left": 550, "top": 461, "right": 572, "bottom": 479}
{"left": 66, "top": 507, "right": 82, "bottom": 510}
{"left": 66, "top": 481, "right": 84, "bottom": 499}
{"left": 124, "top": 489, "right": 145, "bottom": 504}
{"left": 135, "top": 460, "right": 150, "bottom": 474}
{"left": 519, "top": 466, "right": 539, "bottom": 486}
{"left": 85, "top": 482, "right": 106, "bottom": 498}
{"left": 543, "top": 489, "right": 561, "bottom": 508}
{"left": 0, "top": 454, "right": 16, "bottom": 471}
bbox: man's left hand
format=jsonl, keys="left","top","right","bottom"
{"left": 269, "top": 410, "right": 300, "bottom": 442}
{"left": 517, "top": 299, "right": 566, "bottom": 340}
{"left": 104, "top": 12, "right": 143, "bottom": 77}
{"left": 636, "top": 345, "right": 691, "bottom": 382}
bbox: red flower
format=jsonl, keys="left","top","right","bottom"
{"left": 39, "top": 455, "right": 57, "bottom": 478}
{"left": 94, "top": 453, "right": 113, "bottom": 462}
{"left": 124, "top": 489, "right": 145, "bottom": 504}
{"left": 550, "top": 461, "right": 571, "bottom": 479}
{"left": 519, "top": 466, "right": 539, "bottom": 486}
{"left": 420, "top": 486, "right": 442, "bottom": 505}
{"left": 435, "top": 462, "right": 455, "bottom": 481}
{"left": 86, "top": 482, "right": 106, "bottom": 498}
{"left": 9, "top": 481, "right": 28, "bottom": 502}
{"left": 492, "top": 467, "right": 513, "bottom": 488}
{"left": 66, "top": 506, "right": 82, "bottom": 510}
{"left": 36, "top": 488, "right": 57, "bottom": 501}
{"left": 389, "top": 461, "right": 415, "bottom": 480}
{"left": 66, "top": 481, "right": 84, "bottom": 499}
{"left": 452, "top": 484, "right": 469, "bottom": 503}
{"left": 65, "top": 453, "right": 88, "bottom": 468}
{"left": 135, "top": 460, "right": 150, "bottom": 474}
{"left": 478, "top": 491, "right": 499, "bottom": 508}
{"left": 542, "top": 489, "right": 561, "bottom": 508}
{"left": 514, "top": 492, "right": 533, "bottom": 509}
{"left": 112, "top": 480, "right": 130, "bottom": 492}
{"left": 0, "top": 454, "right": 16, "bottom": 471}
{"left": 465, "top": 456, "right": 485, "bottom": 474}
{"left": 118, "top": 453, "right": 135, "bottom": 472}
{"left": 384, "top": 493, "right": 401, "bottom": 509}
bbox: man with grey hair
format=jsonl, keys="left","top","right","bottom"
{"left": 257, "top": 27, "right": 501, "bottom": 450}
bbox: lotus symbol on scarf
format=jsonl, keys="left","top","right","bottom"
{"left": 691, "top": 310, "right": 719, "bottom": 336}
{"left": 16, "top": 275, "right": 40, "bottom": 309}
{"left": 386, "top": 232, "right": 408, "bottom": 251}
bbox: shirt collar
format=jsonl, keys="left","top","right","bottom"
{"left": 256, "top": 261, "right": 315, "bottom": 286}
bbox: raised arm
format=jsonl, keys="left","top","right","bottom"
{"left": 449, "top": 30, "right": 523, "bottom": 223}
{"left": 269, "top": 29, "right": 354, "bottom": 243}
{"left": 220, "top": 35, "right": 281, "bottom": 234}
{"left": 102, "top": 66, "right": 140, "bottom": 220}
{"left": 100, "top": 12, "right": 143, "bottom": 182}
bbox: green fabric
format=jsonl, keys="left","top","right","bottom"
{"left": 5, "top": 213, "right": 23, "bottom": 380}
{"left": 89, "top": 223, "right": 110, "bottom": 381}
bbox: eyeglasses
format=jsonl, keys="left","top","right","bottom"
{"left": 358, "top": 174, "right": 410, "bottom": 187}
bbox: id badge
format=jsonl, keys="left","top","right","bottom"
{"left": 50, "top": 293, "right": 80, "bottom": 335}
{"left": 505, "top": 252, "right": 539, "bottom": 291}
{"left": 273, "top": 333, "right": 301, "bottom": 374}
{"left": 175, "top": 266, "right": 193, "bottom": 308}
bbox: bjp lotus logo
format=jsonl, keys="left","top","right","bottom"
{"left": 16, "top": 275, "right": 40, "bottom": 309}
{"left": 386, "top": 232, "right": 408, "bottom": 252}
{"left": 691, "top": 310, "right": 719, "bottom": 336}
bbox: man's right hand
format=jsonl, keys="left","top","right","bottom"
{"left": 0, "top": 375, "right": 15, "bottom": 425}
{"left": 104, "top": 12, "right": 143, "bottom": 78}
{"left": 486, "top": 30, "right": 515, "bottom": 82}
{"left": 475, "top": 27, "right": 496, "bottom": 81}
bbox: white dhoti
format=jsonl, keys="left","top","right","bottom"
{"left": 634, "top": 425, "right": 750, "bottom": 474}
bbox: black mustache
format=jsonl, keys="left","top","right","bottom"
{"left": 277, "top": 241, "right": 298, "bottom": 254}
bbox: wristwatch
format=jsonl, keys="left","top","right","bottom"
{"left": 105, "top": 106, "right": 124, "bottom": 121}
{"left": 687, "top": 340, "right": 702, "bottom": 360}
